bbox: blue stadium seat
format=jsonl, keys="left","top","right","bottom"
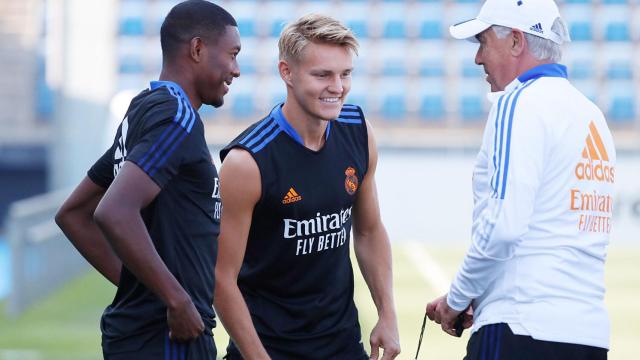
{"left": 237, "top": 19, "right": 257, "bottom": 38}
{"left": 605, "top": 23, "right": 630, "bottom": 41}
{"left": 382, "top": 60, "right": 406, "bottom": 77}
{"left": 569, "top": 61, "right": 594, "bottom": 79}
{"left": 383, "top": 20, "right": 406, "bottom": 39}
{"left": 460, "top": 96, "right": 484, "bottom": 121}
{"left": 605, "top": 80, "right": 635, "bottom": 122}
{"left": 119, "top": 56, "right": 144, "bottom": 74}
{"left": 601, "top": 0, "right": 627, "bottom": 3}
{"left": 232, "top": 94, "right": 255, "bottom": 118}
{"left": 420, "top": 21, "right": 443, "bottom": 39}
{"left": 271, "top": 20, "right": 287, "bottom": 37}
{"left": 347, "top": 20, "right": 368, "bottom": 38}
{"left": 606, "top": 61, "right": 633, "bottom": 80}
{"left": 420, "top": 95, "right": 445, "bottom": 120}
{"left": 381, "top": 95, "right": 407, "bottom": 120}
{"left": 119, "top": 17, "right": 144, "bottom": 36}
{"left": 564, "top": 0, "right": 593, "bottom": 3}
{"left": 609, "top": 97, "right": 635, "bottom": 122}
{"left": 569, "top": 22, "right": 593, "bottom": 41}
{"left": 420, "top": 61, "right": 445, "bottom": 77}
{"left": 462, "top": 64, "right": 483, "bottom": 78}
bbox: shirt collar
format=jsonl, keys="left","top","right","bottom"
{"left": 270, "top": 103, "right": 331, "bottom": 146}
{"left": 150, "top": 80, "right": 190, "bottom": 103}
{"left": 489, "top": 63, "right": 568, "bottom": 102}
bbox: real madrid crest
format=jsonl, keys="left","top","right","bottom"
{"left": 344, "top": 167, "right": 358, "bottom": 195}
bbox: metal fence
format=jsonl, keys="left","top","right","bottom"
{"left": 6, "top": 189, "right": 88, "bottom": 317}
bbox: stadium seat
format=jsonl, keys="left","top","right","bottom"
{"left": 419, "top": 60, "right": 445, "bottom": 78}
{"left": 597, "top": 5, "right": 629, "bottom": 42}
{"left": 119, "top": 0, "right": 145, "bottom": 36}
{"left": 569, "top": 22, "right": 593, "bottom": 41}
{"left": 609, "top": 97, "right": 635, "bottom": 122}
{"left": 231, "top": 94, "right": 255, "bottom": 118}
{"left": 346, "top": 20, "right": 368, "bottom": 38}
{"left": 419, "top": 21, "right": 443, "bottom": 40}
{"left": 419, "top": 95, "right": 445, "bottom": 120}
{"left": 605, "top": 81, "right": 636, "bottom": 123}
{"left": 563, "top": 43, "right": 596, "bottom": 79}
{"left": 118, "top": 56, "right": 145, "bottom": 74}
{"left": 381, "top": 95, "right": 407, "bottom": 121}
{"left": 460, "top": 96, "right": 484, "bottom": 121}
{"left": 119, "top": 17, "right": 144, "bottom": 36}
{"left": 237, "top": 19, "right": 257, "bottom": 38}
{"left": 569, "top": 61, "right": 594, "bottom": 79}
{"left": 605, "top": 23, "right": 630, "bottom": 41}
{"left": 383, "top": 20, "right": 406, "bottom": 39}
{"left": 382, "top": 59, "right": 406, "bottom": 77}
{"left": 606, "top": 60, "right": 633, "bottom": 80}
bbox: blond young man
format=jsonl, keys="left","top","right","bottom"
{"left": 214, "top": 14, "right": 400, "bottom": 360}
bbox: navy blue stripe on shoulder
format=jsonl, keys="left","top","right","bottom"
{"left": 239, "top": 116, "right": 276, "bottom": 147}
{"left": 337, "top": 104, "right": 363, "bottom": 124}
{"left": 250, "top": 126, "right": 283, "bottom": 153}
{"left": 137, "top": 87, "right": 195, "bottom": 175}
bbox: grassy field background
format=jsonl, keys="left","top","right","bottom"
{"left": 0, "top": 243, "right": 638, "bottom": 360}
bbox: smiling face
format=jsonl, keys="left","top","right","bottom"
{"left": 197, "top": 25, "right": 241, "bottom": 107}
{"left": 282, "top": 41, "right": 353, "bottom": 122}
{"left": 474, "top": 27, "right": 517, "bottom": 92}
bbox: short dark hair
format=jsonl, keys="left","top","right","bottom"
{"left": 160, "top": 0, "right": 237, "bottom": 59}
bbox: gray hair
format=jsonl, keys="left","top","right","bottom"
{"left": 492, "top": 17, "right": 569, "bottom": 63}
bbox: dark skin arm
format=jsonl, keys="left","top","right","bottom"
{"left": 55, "top": 176, "right": 121, "bottom": 286}
{"left": 93, "top": 161, "right": 204, "bottom": 341}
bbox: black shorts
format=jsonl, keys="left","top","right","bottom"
{"left": 464, "top": 323, "right": 607, "bottom": 360}
{"left": 102, "top": 329, "right": 216, "bottom": 360}
{"left": 223, "top": 327, "right": 368, "bottom": 360}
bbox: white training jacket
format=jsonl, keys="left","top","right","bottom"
{"left": 447, "top": 64, "right": 615, "bottom": 349}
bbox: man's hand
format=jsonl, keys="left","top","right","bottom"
{"left": 369, "top": 313, "right": 401, "bottom": 360}
{"left": 426, "top": 294, "right": 473, "bottom": 337}
{"left": 167, "top": 296, "right": 205, "bottom": 342}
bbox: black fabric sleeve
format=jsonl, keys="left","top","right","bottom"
{"left": 125, "top": 97, "right": 195, "bottom": 189}
{"left": 87, "top": 145, "right": 115, "bottom": 189}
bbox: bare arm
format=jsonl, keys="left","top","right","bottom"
{"left": 214, "top": 148, "right": 270, "bottom": 360}
{"left": 55, "top": 176, "right": 121, "bottom": 286}
{"left": 353, "top": 120, "right": 400, "bottom": 360}
{"left": 93, "top": 161, "right": 203, "bottom": 341}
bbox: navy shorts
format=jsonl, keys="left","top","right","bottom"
{"left": 223, "top": 327, "right": 368, "bottom": 360}
{"left": 464, "top": 323, "right": 607, "bottom": 360}
{"left": 102, "top": 329, "right": 216, "bottom": 360}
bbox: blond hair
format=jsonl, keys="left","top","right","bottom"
{"left": 278, "top": 14, "right": 359, "bottom": 62}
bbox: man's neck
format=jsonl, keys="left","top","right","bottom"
{"left": 159, "top": 66, "right": 201, "bottom": 109}
{"left": 281, "top": 100, "right": 329, "bottom": 151}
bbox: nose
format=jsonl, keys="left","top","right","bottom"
{"left": 327, "top": 75, "right": 343, "bottom": 94}
{"left": 475, "top": 47, "right": 482, "bottom": 66}
{"left": 231, "top": 60, "right": 240, "bottom": 78}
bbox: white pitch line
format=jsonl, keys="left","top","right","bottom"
{"left": 404, "top": 241, "right": 451, "bottom": 294}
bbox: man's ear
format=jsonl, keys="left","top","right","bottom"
{"left": 510, "top": 29, "right": 526, "bottom": 57}
{"left": 190, "top": 37, "right": 205, "bottom": 63}
{"left": 279, "top": 59, "right": 293, "bottom": 86}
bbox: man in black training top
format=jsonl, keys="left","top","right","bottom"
{"left": 55, "top": 1, "right": 240, "bottom": 358}
{"left": 215, "top": 14, "right": 400, "bottom": 360}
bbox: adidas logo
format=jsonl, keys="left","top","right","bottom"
{"left": 282, "top": 187, "right": 302, "bottom": 204}
{"left": 574, "top": 121, "right": 614, "bottom": 183}
{"left": 529, "top": 23, "right": 543, "bottom": 34}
